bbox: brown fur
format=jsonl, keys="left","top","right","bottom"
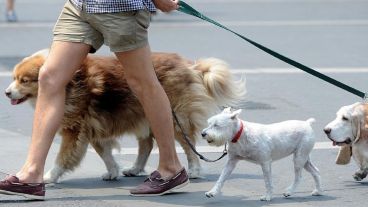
{"left": 7, "top": 50, "right": 246, "bottom": 181}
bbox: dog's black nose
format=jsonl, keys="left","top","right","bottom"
{"left": 201, "top": 132, "right": 207, "bottom": 137}
{"left": 5, "top": 91, "right": 11, "bottom": 97}
{"left": 324, "top": 128, "right": 331, "bottom": 134}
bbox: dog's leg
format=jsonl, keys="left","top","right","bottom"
{"left": 260, "top": 161, "right": 273, "bottom": 201}
{"left": 44, "top": 130, "right": 88, "bottom": 183}
{"left": 90, "top": 140, "right": 120, "bottom": 181}
{"left": 175, "top": 131, "right": 202, "bottom": 179}
{"left": 205, "top": 158, "right": 238, "bottom": 198}
{"left": 304, "top": 158, "right": 323, "bottom": 196}
{"left": 283, "top": 153, "right": 306, "bottom": 198}
{"left": 122, "top": 136, "right": 153, "bottom": 177}
{"left": 353, "top": 168, "right": 368, "bottom": 181}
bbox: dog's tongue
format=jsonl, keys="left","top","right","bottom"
{"left": 11, "top": 99, "right": 20, "bottom": 105}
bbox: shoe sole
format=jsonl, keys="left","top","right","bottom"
{"left": 130, "top": 179, "right": 190, "bottom": 197}
{"left": 0, "top": 189, "right": 45, "bottom": 200}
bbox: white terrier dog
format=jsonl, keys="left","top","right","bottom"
{"left": 202, "top": 108, "right": 322, "bottom": 201}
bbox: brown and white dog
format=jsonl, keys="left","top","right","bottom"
{"left": 4, "top": 49, "right": 246, "bottom": 183}
{"left": 324, "top": 102, "right": 368, "bottom": 181}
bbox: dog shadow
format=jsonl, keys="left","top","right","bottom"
{"left": 0, "top": 191, "right": 337, "bottom": 206}
{"left": 342, "top": 180, "right": 368, "bottom": 187}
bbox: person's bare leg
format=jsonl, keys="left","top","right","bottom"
{"left": 115, "top": 45, "right": 182, "bottom": 178}
{"left": 6, "top": 0, "right": 15, "bottom": 11}
{"left": 16, "top": 42, "right": 91, "bottom": 183}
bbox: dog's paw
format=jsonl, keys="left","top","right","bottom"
{"left": 102, "top": 165, "right": 119, "bottom": 181}
{"left": 122, "top": 167, "right": 145, "bottom": 177}
{"left": 205, "top": 190, "right": 218, "bottom": 198}
{"left": 283, "top": 192, "right": 292, "bottom": 198}
{"left": 44, "top": 168, "right": 62, "bottom": 184}
{"left": 188, "top": 167, "right": 202, "bottom": 179}
{"left": 311, "top": 189, "right": 323, "bottom": 196}
{"left": 353, "top": 173, "right": 363, "bottom": 181}
{"left": 260, "top": 194, "right": 272, "bottom": 201}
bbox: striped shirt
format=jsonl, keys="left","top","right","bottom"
{"left": 69, "top": 0, "right": 156, "bottom": 13}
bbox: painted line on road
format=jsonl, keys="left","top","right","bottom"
{"left": 231, "top": 67, "right": 368, "bottom": 74}
{"left": 184, "top": 0, "right": 367, "bottom": 3}
{"left": 1, "top": 68, "right": 368, "bottom": 78}
{"left": 151, "top": 20, "right": 368, "bottom": 28}
{"left": 86, "top": 141, "right": 338, "bottom": 156}
{"left": 0, "top": 71, "right": 12, "bottom": 77}
{"left": 1, "top": 19, "right": 368, "bottom": 28}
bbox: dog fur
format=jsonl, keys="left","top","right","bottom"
{"left": 202, "top": 108, "right": 322, "bottom": 201}
{"left": 324, "top": 102, "right": 368, "bottom": 181}
{"left": 5, "top": 49, "right": 246, "bottom": 183}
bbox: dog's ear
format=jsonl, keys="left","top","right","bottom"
{"left": 222, "top": 107, "right": 232, "bottom": 114}
{"left": 351, "top": 104, "right": 368, "bottom": 143}
{"left": 230, "top": 109, "right": 242, "bottom": 120}
{"left": 335, "top": 145, "right": 352, "bottom": 165}
{"left": 351, "top": 112, "right": 361, "bottom": 143}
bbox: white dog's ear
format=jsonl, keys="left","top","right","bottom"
{"left": 223, "top": 107, "right": 232, "bottom": 114}
{"left": 230, "top": 109, "right": 242, "bottom": 120}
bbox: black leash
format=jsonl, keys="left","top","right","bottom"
{"left": 177, "top": 1, "right": 367, "bottom": 100}
{"left": 172, "top": 110, "right": 228, "bottom": 162}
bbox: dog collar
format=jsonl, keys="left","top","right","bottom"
{"left": 231, "top": 120, "right": 244, "bottom": 143}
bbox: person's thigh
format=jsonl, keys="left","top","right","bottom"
{"left": 43, "top": 41, "right": 90, "bottom": 86}
{"left": 53, "top": 0, "right": 104, "bottom": 53}
{"left": 90, "top": 9, "right": 151, "bottom": 53}
{"left": 114, "top": 45, "right": 158, "bottom": 85}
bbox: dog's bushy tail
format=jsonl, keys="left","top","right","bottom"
{"left": 191, "top": 58, "right": 247, "bottom": 107}
{"left": 306, "top": 118, "right": 316, "bottom": 125}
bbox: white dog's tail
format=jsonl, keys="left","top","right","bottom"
{"left": 306, "top": 118, "right": 316, "bottom": 125}
{"left": 191, "top": 58, "right": 247, "bottom": 107}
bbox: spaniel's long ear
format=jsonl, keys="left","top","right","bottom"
{"left": 352, "top": 104, "right": 368, "bottom": 143}
{"left": 335, "top": 145, "right": 352, "bottom": 165}
{"left": 351, "top": 114, "right": 361, "bottom": 143}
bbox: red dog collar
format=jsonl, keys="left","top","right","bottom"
{"left": 231, "top": 120, "right": 244, "bottom": 143}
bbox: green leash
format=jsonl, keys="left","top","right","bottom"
{"left": 177, "top": 1, "right": 367, "bottom": 100}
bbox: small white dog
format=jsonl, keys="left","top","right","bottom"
{"left": 202, "top": 108, "right": 322, "bottom": 201}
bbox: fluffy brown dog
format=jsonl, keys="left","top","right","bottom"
{"left": 5, "top": 49, "right": 246, "bottom": 183}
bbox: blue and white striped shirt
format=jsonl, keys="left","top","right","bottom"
{"left": 69, "top": 0, "right": 156, "bottom": 13}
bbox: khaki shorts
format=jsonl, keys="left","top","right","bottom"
{"left": 53, "top": 0, "right": 151, "bottom": 53}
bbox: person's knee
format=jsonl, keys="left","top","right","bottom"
{"left": 38, "top": 65, "right": 68, "bottom": 94}
{"left": 126, "top": 75, "right": 160, "bottom": 98}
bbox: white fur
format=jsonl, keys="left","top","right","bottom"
{"left": 202, "top": 108, "right": 322, "bottom": 201}
{"left": 324, "top": 102, "right": 368, "bottom": 181}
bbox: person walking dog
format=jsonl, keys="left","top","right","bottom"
{"left": 0, "top": 0, "right": 188, "bottom": 200}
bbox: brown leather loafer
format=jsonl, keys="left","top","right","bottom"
{"left": 0, "top": 175, "right": 45, "bottom": 200}
{"left": 130, "top": 168, "right": 189, "bottom": 196}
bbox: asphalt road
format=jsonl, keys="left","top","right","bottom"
{"left": 0, "top": 0, "right": 367, "bottom": 206}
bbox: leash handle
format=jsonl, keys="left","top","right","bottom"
{"left": 177, "top": 1, "right": 366, "bottom": 99}
{"left": 172, "top": 110, "right": 228, "bottom": 162}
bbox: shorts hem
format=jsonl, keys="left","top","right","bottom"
{"left": 109, "top": 40, "right": 148, "bottom": 53}
{"left": 53, "top": 35, "right": 102, "bottom": 53}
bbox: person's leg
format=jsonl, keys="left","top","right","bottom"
{"left": 115, "top": 45, "right": 182, "bottom": 178}
{"left": 6, "top": 0, "right": 14, "bottom": 11}
{"left": 5, "top": 0, "right": 17, "bottom": 22}
{"left": 16, "top": 41, "right": 91, "bottom": 183}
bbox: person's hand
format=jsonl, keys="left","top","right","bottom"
{"left": 153, "top": 0, "right": 179, "bottom": 12}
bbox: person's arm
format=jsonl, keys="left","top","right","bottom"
{"left": 152, "top": 0, "right": 179, "bottom": 12}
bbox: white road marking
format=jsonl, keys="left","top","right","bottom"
{"left": 86, "top": 141, "right": 339, "bottom": 155}
{"left": 1, "top": 19, "right": 368, "bottom": 28}
{"left": 1, "top": 68, "right": 368, "bottom": 78}
{"left": 151, "top": 20, "right": 368, "bottom": 28}
{"left": 0, "top": 71, "right": 12, "bottom": 77}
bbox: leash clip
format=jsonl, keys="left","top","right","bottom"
{"left": 363, "top": 93, "right": 368, "bottom": 103}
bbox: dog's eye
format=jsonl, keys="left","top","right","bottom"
{"left": 20, "top": 79, "right": 29, "bottom": 84}
{"left": 342, "top": 116, "right": 349, "bottom": 121}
